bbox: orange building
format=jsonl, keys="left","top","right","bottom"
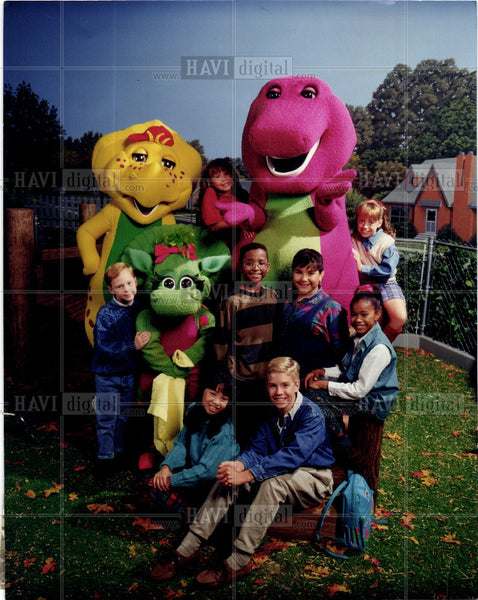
{"left": 382, "top": 152, "right": 476, "bottom": 242}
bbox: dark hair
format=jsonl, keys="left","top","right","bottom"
{"left": 350, "top": 284, "right": 383, "bottom": 312}
{"left": 239, "top": 242, "right": 268, "bottom": 264}
{"left": 183, "top": 371, "right": 233, "bottom": 438}
{"left": 198, "top": 157, "right": 249, "bottom": 204}
{"left": 292, "top": 248, "right": 324, "bottom": 272}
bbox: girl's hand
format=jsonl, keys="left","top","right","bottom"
{"left": 152, "top": 466, "right": 172, "bottom": 491}
{"left": 352, "top": 248, "right": 363, "bottom": 272}
{"left": 216, "top": 461, "right": 252, "bottom": 487}
{"left": 304, "top": 368, "right": 325, "bottom": 388}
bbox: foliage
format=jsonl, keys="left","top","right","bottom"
{"left": 393, "top": 220, "right": 418, "bottom": 239}
{"left": 408, "top": 97, "right": 477, "bottom": 165}
{"left": 436, "top": 224, "right": 465, "bottom": 245}
{"left": 4, "top": 81, "right": 65, "bottom": 198}
{"left": 4, "top": 350, "right": 477, "bottom": 599}
{"left": 345, "top": 188, "right": 367, "bottom": 230}
{"left": 64, "top": 131, "right": 102, "bottom": 169}
{"left": 188, "top": 139, "right": 208, "bottom": 166}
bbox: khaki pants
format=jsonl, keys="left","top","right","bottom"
{"left": 188, "top": 467, "right": 333, "bottom": 558}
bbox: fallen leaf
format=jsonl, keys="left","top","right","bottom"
{"left": 127, "top": 581, "right": 138, "bottom": 592}
{"left": 304, "top": 564, "right": 330, "bottom": 579}
{"left": 421, "top": 450, "right": 443, "bottom": 456}
{"left": 128, "top": 545, "right": 136, "bottom": 557}
{"left": 37, "top": 422, "right": 58, "bottom": 433}
{"left": 435, "top": 516, "right": 447, "bottom": 523}
{"left": 44, "top": 487, "right": 60, "bottom": 498}
{"left": 461, "top": 452, "right": 477, "bottom": 459}
{"left": 408, "top": 536, "right": 419, "bottom": 545}
{"left": 263, "top": 538, "right": 290, "bottom": 552}
{"left": 400, "top": 514, "right": 417, "bottom": 529}
{"left": 25, "top": 490, "right": 36, "bottom": 499}
{"left": 452, "top": 431, "right": 461, "bottom": 437}
{"left": 41, "top": 558, "right": 57, "bottom": 575}
{"left": 326, "top": 583, "right": 351, "bottom": 596}
{"left": 374, "top": 507, "right": 392, "bottom": 518}
{"left": 421, "top": 476, "right": 438, "bottom": 487}
{"left": 253, "top": 578, "right": 264, "bottom": 585}
{"left": 411, "top": 470, "right": 432, "bottom": 479}
{"left": 385, "top": 432, "right": 402, "bottom": 441}
{"left": 132, "top": 517, "right": 164, "bottom": 532}
{"left": 73, "top": 465, "right": 86, "bottom": 472}
{"left": 68, "top": 493, "right": 79, "bottom": 502}
{"left": 87, "top": 503, "right": 114, "bottom": 514}
{"left": 164, "top": 588, "right": 185, "bottom": 599}
{"left": 23, "top": 557, "right": 37, "bottom": 568}
{"left": 251, "top": 551, "right": 269, "bottom": 569}
{"left": 440, "top": 533, "right": 461, "bottom": 545}
{"left": 371, "top": 522, "right": 389, "bottom": 531}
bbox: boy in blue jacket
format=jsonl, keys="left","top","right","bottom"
{"left": 150, "top": 356, "right": 334, "bottom": 587}
{"left": 92, "top": 262, "right": 151, "bottom": 474}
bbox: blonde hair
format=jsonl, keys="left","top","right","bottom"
{"left": 105, "top": 262, "right": 135, "bottom": 286}
{"left": 266, "top": 357, "right": 300, "bottom": 383}
{"left": 356, "top": 199, "right": 396, "bottom": 238}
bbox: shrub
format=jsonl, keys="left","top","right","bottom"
{"left": 394, "top": 220, "right": 418, "bottom": 239}
{"left": 436, "top": 224, "right": 465, "bottom": 244}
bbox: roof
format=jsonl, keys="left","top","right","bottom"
{"left": 383, "top": 157, "right": 458, "bottom": 208}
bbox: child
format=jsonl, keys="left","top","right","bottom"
{"left": 305, "top": 285, "right": 399, "bottom": 443}
{"left": 199, "top": 157, "right": 254, "bottom": 247}
{"left": 351, "top": 199, "right": 407, "bottom": 342}
{"left": 214, "top": 242, "right": 277, "bottom": 445}
{"left": 277, "top": 248, "right": 350, "bottom": 379}
{"left": 150, "top": 357, "right": 334, "bottom": 587}
{"left": 92, "top": 262, "right": 151, "bottom": 475}
{"left": 146, "top": 374, "right": 240, "bottom": 514}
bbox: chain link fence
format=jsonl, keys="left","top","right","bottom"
{"left": 396, "top": 238, "right": 477, "bottom": 357}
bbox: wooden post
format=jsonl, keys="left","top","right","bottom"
{"left": 6, "top": 209, "right": 35, "bottom": 375}
{"left": 80, "top": 203, "right": 97, "bottom": 224}
{"left": 348, "top": 417, "right": 384, "bottom": 496}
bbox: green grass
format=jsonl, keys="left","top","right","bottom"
{"left": 4, "top": 348, "right": 477, "bottom": 599}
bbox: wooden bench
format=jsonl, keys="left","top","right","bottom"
{"left": 267, "top": 417, "right": 384, "bottom": 540}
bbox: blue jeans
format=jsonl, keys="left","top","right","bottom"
{"left": 95, "top": 373, "right": 134, "bottom": 460}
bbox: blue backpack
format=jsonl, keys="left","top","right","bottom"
{"left": 317, "top": 470, "right": 379, "bottom": 558}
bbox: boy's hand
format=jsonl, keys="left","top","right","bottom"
{"left": 216, "top": 461, "right": 253, "bottom": 487}
{"left": 151, "top": 465, "right": 172, "bottom": 491}
{"left": 135, "top": 331, "right": 152, "bottom": 350}
{"left": 308, "top": 378, "right": 329, "bottom": 391}
{"left": 352, "top": 248, "right": 363, "bottom": 272}
{"left": 304, "top": 368, "right": 325, "bottom": 388}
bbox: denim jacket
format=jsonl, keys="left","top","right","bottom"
{"left": 238, "top": 394, "right": 334, "bottom": 482}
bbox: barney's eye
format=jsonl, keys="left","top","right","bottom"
{"left": 179, "top": 276, "right": 194, "bottom": 289}
{"left": 266, "top": 86, "right": 281, "bottom": 99}
{"left": 301, "top": 86, "right": 317, "bottom": 99}
{"left": 161, "top": 277, "right": 176, "bottom": 289}
{"left": 162, "top": 158, "right": 176, "bottom": 170}
{"left": 132, "top": 153, "right": 147, "bottom": 162}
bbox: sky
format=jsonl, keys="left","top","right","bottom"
{"left": 3, "top": 0, "right": 477, "bottom": 160}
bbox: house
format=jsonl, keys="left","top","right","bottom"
{"left": 382, "top": 152, "right": 476, "bottom": 242}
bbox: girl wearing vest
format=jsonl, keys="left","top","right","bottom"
{"left": 351, "top": 199, "right": 407, "bottom": 342}
{"left": 305, "top": 285, "right": 399, "bottom": 443}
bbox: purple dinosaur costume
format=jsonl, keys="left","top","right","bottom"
{"left": 227, "top": 76, "right": 359, "bottom": 311}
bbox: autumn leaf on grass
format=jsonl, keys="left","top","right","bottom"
{"left": 461, "top": 452, "right": 477, "bottom": 459}
{"left": 41, "top": 558, "right": 57, "bottom": 575}
{"left": 25, "top": 489, "right": 36, "bottom": 499}
{"left": 73, "top": 465, "right": 86, "bottom": 472}
{"left": 385, "top": 432, "right": 402, "bottom": 442}
{"left": 421, "top": 475, "right": 438, "bottom": 487}
{"left": 374, "top": 507, "right": 392, "bottom": 519}
{"left": 253, "top": 578, "right": 264, "bottom": 585}
{"left": 323, "top": 541, "right": 346, "bottom": 556}
{"left": 408, "top": 536, "right": 419, "bottom": 545}
{"left": 23, "top": 558, "right": 37, "bottom": 568}
{"left": 421, "top": 450, "right": 443, "bottom": 457}
{"left": 411, "top": 470, "right": 432, "bottom": 479}
{"left": 37, "top": 421, "right": 59, "bottom": 433}
{"left": 263, "top": 538, "right": 292, "bottom": 552}
{"left": 326, "top": 583, "right": 351, "bottom": 596}
{"left": 164, "top": 588, "right": 185, "bottom": 599}
{"left": 371, "top": 521, "right": 389, "bottom": 531}
{"left": 364, "top": 554, "right": 380, "bottom": 567}
{"left": 440, "top": 533, "right": 461, "bottom": 545}
{"left": 132, "top": 517, "right": 164, "bottom": 532}
{"left": 251, "top": 551, "right": 269, "bottom": 569}
{"left": 87, "top": 503, "right": 114, "bottom": 514}
{"left": 127, "top": 582, "right": 138, "bottom": 593}
{"left": 400, "top": 514, "right": 417, "bottom": 529}
{"left": 128, "top": 545, "right": 137, "bottom": 557}
{"left": 304, "top": 564, "right": 330, "bottom": 579}
{"left": 44, "top": 487, "right": 60, "bottom": 498}
{"left": 68, "top": 493, "right": 79, "bottom": 502}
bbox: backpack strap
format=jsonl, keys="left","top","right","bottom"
{"left": 316, "top": 479, "right": 348, "bottom": 549}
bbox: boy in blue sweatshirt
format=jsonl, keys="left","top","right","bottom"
{"left": 92, "top": 262, "right": 151, "bottom": 474}
{"left": 150, "top": 357, "right": 334, "bottom": 587}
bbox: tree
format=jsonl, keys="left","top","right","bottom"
{"left": 4, "top": 81, "right": 65, "bottom": 196}
{"left": 188, "top": 139, "right": 207, "bottom": 166}
{"left": 64, "top": 131, "right": 102, "bottom": 168}
{"left": 408, "top": 96, "right": 476, "bottom": 164}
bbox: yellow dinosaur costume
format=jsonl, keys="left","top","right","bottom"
{"left": 77, "top": 120, "right": 202, "bottom": 344}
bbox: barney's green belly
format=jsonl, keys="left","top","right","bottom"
{"left": 254, "top": 194, "right": 321, "bottom": 286}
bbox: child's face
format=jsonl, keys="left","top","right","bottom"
{"left": 357, "top": 211, "right": 382, "bottom": 239}
{"left": 266, "top": 372, "right": 300, "bottom": 416}
{"left": 210, "top": 168, "right": 233, "bottom": 193}
{"left": 350, "top": 298, "right": 381, "bottom": 336}
{"left": 108, "top": 270, "right": 137, "bottom": 304}
{"left": 292, "top": 263, "right": 324, "bottom": 300}
{"left": 202, "top": 385, "right": 229, "bottom": 416}
{"left": 240, "top": 248, "right": 270, "bottom": 284}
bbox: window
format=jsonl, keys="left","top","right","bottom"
{"left": 390, "top": 206, "right": 409, "bottom": 224}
